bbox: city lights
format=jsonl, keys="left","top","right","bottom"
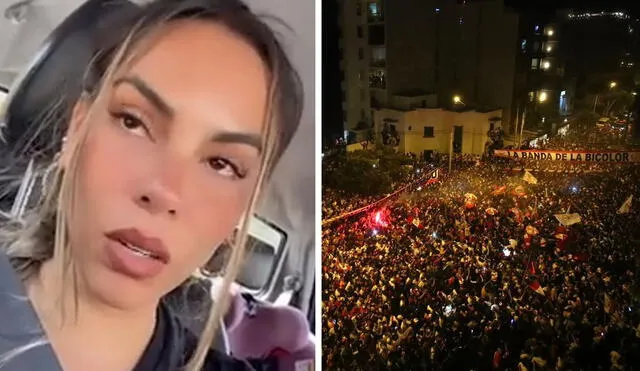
{"left": 538, "top": 91, "right": 548, "bottom": 102}
{"left": 567, "top": 11, "right": 629, "bottom": 20}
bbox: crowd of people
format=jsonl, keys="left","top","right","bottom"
{"left": 322, "top": 135, "right": 640, "bottom": 370}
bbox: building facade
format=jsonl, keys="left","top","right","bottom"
{"left": 513, "top": 14, "right": 570, "bottom": 138}
{"left": 373, "top": 107, "right": 502, "bottom": 157}
{"left": 338, "top": 0, "right": 518, "bottom": 143}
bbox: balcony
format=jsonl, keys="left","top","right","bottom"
{"left": 369, "top": 70, "right": 386, "bottom": 90}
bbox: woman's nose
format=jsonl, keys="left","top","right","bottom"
{"left": 135, "top": 159, "right": 184, "bottom": 217}
{"left": 136, "top": 192, "right": 178, "bottom": 216}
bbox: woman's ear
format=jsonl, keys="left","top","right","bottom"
{"left": 59, "top": 97, "right": 90, "bottom": 169}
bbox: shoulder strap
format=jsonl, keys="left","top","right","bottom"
{"left": 0, "top": 251, "right": 62, "bottom": 370}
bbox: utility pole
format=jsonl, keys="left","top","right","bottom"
{"left": 519, "top": 105, "right": 527, "bottom": 147}
{"left": 448, "top": 126, "right": 454, "bottom": 173}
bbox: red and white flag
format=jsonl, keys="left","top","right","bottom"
{"left": 529, "top": 281, "right": 545, "bottom": 296}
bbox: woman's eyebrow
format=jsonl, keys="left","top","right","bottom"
{"left": 113, "top": 75, "right": 175, "bottom": 118}
{"left": 211, "top": 131, "right": 262, "bottom": 153}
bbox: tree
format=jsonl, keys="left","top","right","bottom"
{"left": 323, "top": 148, "right": 412, "bottom": 196}
{"left": 572, "top": 110, "right": 599, "bottom": 131}
{"left": 599, "top": 90, "right": 634, "bottom": 117}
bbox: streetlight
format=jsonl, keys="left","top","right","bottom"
{"left": 517, "top": 91, "right": 548, "bottom": 147}
{"left": 538, "top": 91, "right": 548, "bottom": 103}
{"left": 594, "top": 82, "right": 619, "bottom": 114}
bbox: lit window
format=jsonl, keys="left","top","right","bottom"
{"left": 367, "top": 2, "right": 384, "bottom": 22}
{"left": 531, "top": 58, "right": 539, "bottom": 70}
{"left": 369, "top": 3, "right": 379, "bottom": 16}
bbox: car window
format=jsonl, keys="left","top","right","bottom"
{"left": 205, "top": 215, "right": 287, "bottom": 292}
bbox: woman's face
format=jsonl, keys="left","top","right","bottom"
{"left": 66, "top": 20, "right": 268, "bottom": 310}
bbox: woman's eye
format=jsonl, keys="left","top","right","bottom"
{"left": 112, "top": 112, "right": 150, "bottom": 137}
{"left": 207, "top": 157, "right": 246, "bottom": 179}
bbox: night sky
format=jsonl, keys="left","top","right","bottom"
{"left": 321, "top": 0, "right": 640, "bottom": 144}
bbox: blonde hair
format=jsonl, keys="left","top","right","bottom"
{"left": 0, "top": 1, "right": 302, "bottom": 369}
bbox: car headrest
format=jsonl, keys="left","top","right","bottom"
{"left": 2, "top": 0, "right": 138, "bottom": 158}
{"left": 224, "top": 291, "right": 315, "bottom": 370}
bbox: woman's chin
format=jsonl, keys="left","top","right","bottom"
{"left": 81, "top": 260, "right": 163, "bottom": 312}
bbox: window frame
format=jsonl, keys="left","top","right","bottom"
{"left": 423, "top": 126, "right": 435, "bottom": 138}
{"left": 233, "top": 214, "right": 288, "bottom": 297}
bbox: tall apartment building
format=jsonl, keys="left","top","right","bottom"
{"left": 561, "top": 10, "right": 640, "bottom": 140}
{"left": 338, "top": 0, "right": 519, "bottom": 142}
{"left": 514, "top": 10, "right": 640, "bottom": 136}
{"left": 513, "top": 15, "right": 567, "bottom": 136}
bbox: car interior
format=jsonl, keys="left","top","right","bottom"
{"left": 0, "top": 0, "right": 316, "bottom": 368}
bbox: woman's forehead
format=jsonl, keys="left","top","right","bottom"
{"left": 114, "top": 20, "right": 269, "bottom": 135}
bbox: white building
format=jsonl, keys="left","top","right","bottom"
{"left": 374, "top": 108, "right": 502, "bottom": 158}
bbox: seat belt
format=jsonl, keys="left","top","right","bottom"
{"left": 0, "top": 251, "right": 62, "bottom": 370}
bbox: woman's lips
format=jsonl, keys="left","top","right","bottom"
{"left": 105, "top": 228, "right": 170, "bottom": 263}
{"left": 103, "top": 228, "right": 170, "bottom": 279}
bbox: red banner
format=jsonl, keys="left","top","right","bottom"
{"left": 494, "top": 149, "right": 640, "bottom": 163}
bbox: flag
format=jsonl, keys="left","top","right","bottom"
{"left": 529, "top": 281, "right": 545, "bottom": 296}
{"left": 617, "top": 195, "right": 633, "bottom": 214}
{"left": 492, "top": 185, "right": 507, "bottom": 196}
{"left": 412, "top": 218, "right": 422, "bottom": 228}
{"left": 604, "top": 293, "right": 614, "bottom": 313}
{"left": 513, "top": 185, "right": 526, "bottom": 197}
{"left": 522, "top": 171, "right": 538, "bottom": 185}
{"left": 554, "top": 213, "right": 581, "bottom": 226}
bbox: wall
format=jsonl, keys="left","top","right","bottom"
{"left": 339, "top": 0, "right": 370, "bottom": 131}
{"left": 386, "top": 0, "right": 437, "bottom": 96}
